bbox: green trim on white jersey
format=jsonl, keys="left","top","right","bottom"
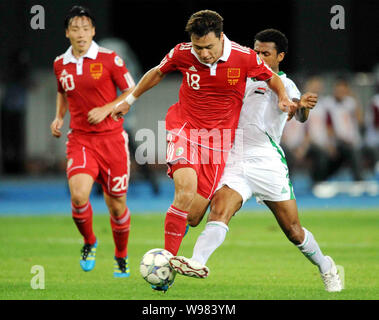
{"left": 265, "top": 131, "right": 295, "bottom": 200}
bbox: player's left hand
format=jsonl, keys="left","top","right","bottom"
{"left": 300, "top": 92, "right": 318, "bottom": 109}
{"left": 88, "top": 106, "right": 111, "bottom": 125}
{"left": 111, "top": 100, "right": 130, "bottom": 121}
{"left": 278, "top": 96, "right": 298, "bottom": 121}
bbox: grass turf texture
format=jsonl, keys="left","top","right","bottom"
{"left": 0, "top": 209, "right": 378, "bottom": 300}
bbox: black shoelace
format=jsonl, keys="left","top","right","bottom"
{"left": 81, "top": 243, "right": 92, "bottom": 260}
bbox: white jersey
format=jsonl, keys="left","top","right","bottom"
{"left": 237, "top": 72, "right": 301, "bottom": 157}
{"left": 217, "top": 72, "right": 300, "bottom": 204}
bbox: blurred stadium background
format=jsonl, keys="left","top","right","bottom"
{"left": 0, "top": 0, "right": 378, "bottom": 214}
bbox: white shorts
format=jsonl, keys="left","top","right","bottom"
{"left": 217, "top": 141, "right": 295, "bottom": 205}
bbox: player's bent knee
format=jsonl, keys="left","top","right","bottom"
{"left": 105, "top": 195, "right": 127, "bottom": 218}
{"left": 70, "top": 191, "right": 90, "bottom": 207}
{"left": 69, "top": 176, "right": 93, "bottom": 206}
{"left": 208, "top": 207, "right": 231, "bottom": 225}
{"left": 209, "top": 199, "right": 235, "bottom": 225}
{"left": 174, "top": 189, "right": 197, "bottom": 209}
{"left": 108, "top": 203, "right": 126, "bottom": 218}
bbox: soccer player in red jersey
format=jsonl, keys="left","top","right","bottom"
{"left": 112, "top": 10, "right": 296, "bottom": 278}
{"left": 50, "top": 6, "right": 135, "bottom": 277}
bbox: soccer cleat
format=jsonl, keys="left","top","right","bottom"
{"left": 169, "top": 256, "right": 209, "bottom": 279}
{"left": 114, "top": 256, "right": 130, "bottom": 278}
{"left": 80, "top": 240, "right": 97, "bottom": 272}
{"left": 320, "top": 256, "right": 343, "bottom": 292}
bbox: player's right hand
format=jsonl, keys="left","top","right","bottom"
{"left": 278, "top": 96, "right": 298, "bottom": 121}
{"left": 50, "top": 118, "right": 64, "bottom": 138}
{"left": 300, "top": 92, "right": 318, "bottom": 109}
{"left": 111, "top": 100, "right": 130, "bottom": 121}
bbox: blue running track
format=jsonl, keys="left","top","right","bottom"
{"left": 0, "top": 175, "right": 378, "bottom": 216}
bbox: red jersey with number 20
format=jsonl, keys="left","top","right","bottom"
{"left": 54, "top": 41, "right": 135, "bottom": 134}
{"left": 158, "top": 34, "right": 272, "bottom": 151}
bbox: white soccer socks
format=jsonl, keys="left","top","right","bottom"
{"left": 297, "top": 228, "right": 343, "bottom": 291}
{"left": 191, "top": 221, "right": 229, "bottom": 266}
{"left": 296, "top": 227, "right": 332, "bottom": 274}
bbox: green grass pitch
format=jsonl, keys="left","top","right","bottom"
{"left": 0, "top": 209, "right": 378, "bottom": 300}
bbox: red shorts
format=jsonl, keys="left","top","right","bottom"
{"left": 166, "top": 134, "right": 227, "bottom": 200}
{"left": 66, "top": 130, "right": 130, "bottom": 197}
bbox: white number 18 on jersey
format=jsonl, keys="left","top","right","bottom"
{"left": 186, "top": 72, "right": 200, "bottom": 90}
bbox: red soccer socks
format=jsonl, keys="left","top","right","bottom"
{"left": 72, "top": 201, "right": 96, "bottom": 245}
{"left": 164, "top": 205, "right": 188, "bottom": 255}
{"left": 110, "top": 208, "right": 131, "bottom": 258}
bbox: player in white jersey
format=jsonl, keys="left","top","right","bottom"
{"left": 170, "top": 29, "right": 343, "bottom": 292}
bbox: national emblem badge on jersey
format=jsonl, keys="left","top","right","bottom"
{"left": 227, "top": 68, "right": 240, "bottom": 85}
{"left": 256, "top": 55, "right": 262, "bottom": 65}
{"left": 114, "top": 55, "right": 124, "bottom": 67}
{"left": 90, "top": 63, "right": 103, "bottom": 80}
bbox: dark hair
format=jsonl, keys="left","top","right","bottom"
{"left": 185, "top": 10, "right": 224, "bottom": 38}
{"left": 64, "top": 5, "right": 95, "bottom": 29}
{"left": 254, "top": 28, "right": 288, "bottom": 54}
{"left": 335, "top": 75, "right": 350, "bottom": 85}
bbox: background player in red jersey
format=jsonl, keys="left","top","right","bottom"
{"left": 111, "top": 10, "right": 296, "bottom": 283}
{"left": 50, "top": 6, "right": 135, "bottom": 277}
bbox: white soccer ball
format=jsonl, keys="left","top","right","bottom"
{"left": 140, "top": 248, "right": 176, "bottom": 288}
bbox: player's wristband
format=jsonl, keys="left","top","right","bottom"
{"left": 125, "top": 93, "right": 137, "bottom": 106}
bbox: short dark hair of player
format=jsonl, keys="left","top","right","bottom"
{"left": 185, "top": 10, "right": 224, "bottom": 38}
{"left": 64, "top": 5, "right": 96, "bottom": 30}
{"left": 254, "top": 28, "right": 288, "bottom": 54}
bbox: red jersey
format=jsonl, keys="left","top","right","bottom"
{"left": 158, "top": 35, "right": 272, "bottom": 151}
{"left": 54, "top": 41, "right": 135, "bottom": 134}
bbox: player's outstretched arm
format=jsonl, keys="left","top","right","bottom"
{"left": 266, "top": 73, "right": 298, "bottom": 120}
{"left": 87, "top": 86, "right": 135, "bottom": 125}
{"left": 50, "top": 92, "right": 68, "bottom": 138}
{"left": 294, "top": 92, "right": 318, "bottom": 123}
{"left": 111, "top": 67, "right": 165, "bottom": 120}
